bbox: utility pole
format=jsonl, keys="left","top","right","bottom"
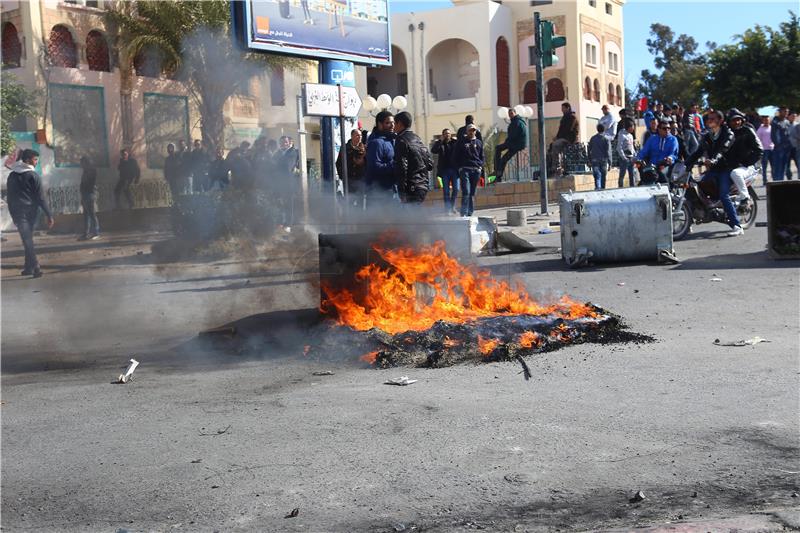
{"left": 534, "top": 12, "right": 548, "bottom": 214}
{"left": 534, "top": 12, "right": 566, "bottom": 215}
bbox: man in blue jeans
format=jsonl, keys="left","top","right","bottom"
{"left": 686, "top": 110, "right": 742, "bottom": 236}
{"left": 770, "top": 107, "right": 792, "bottom": 181}
{"left": 454, "top": 124, "right": 484, "bottom": 217}
{"left": 6, "top": 149, "right": 55, "bottom": 277}
{"left": 431, "top": 128, "right": 459, "bottom": 213}
{"left": 587, "top": 123, "right": 612, "bottom": 189}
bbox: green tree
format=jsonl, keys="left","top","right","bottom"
{"left": 106, "top": 1, "right": 303, "bottom": 151}
{"left": 1, "top": 74, "right": 39, "bottom": 156}
{"left": 705, "top": 11, "right": 800, "bottom": 111}
{"left": 636, "top": 23, "right": 708, "bottom": 106}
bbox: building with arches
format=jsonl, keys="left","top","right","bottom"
{"left": 368, "top": 0, "right": 625, "bottom": 147}
{"left": 1, "top": 0, "right": 320, "bottom": 195}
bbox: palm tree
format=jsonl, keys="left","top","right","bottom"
{"left": 106, "top": 1, "right": 302, "bottom": 151}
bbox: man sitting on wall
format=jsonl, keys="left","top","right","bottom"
{"left": 494, "top": 108, "right": 527, "bottom": 182}
{"left": 549, "top": 102, "right": 579, "bottom": 177}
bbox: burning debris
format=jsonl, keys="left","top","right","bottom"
{"left": 311, "top": 239, "right": 651, "bottom": 369}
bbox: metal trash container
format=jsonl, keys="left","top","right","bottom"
{"left": 559, "top": 186, "right": 675, "bottom": 267}
{"left": 767, "top": 181, "right": 800, "bottom": 259}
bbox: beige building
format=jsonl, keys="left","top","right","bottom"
{"left": 364, "top": 0, "right": 626, "bottom": 165}
{"left": 0, "top": 0, "right": 323, "bottom": 198}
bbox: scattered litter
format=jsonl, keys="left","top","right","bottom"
{"left": 617, "top": 282, "right": 625, "bottom": 287}
{"left": 538, "top": 228, "right": 554, "bottom": 234}
{"left": 629, "top": 490, "right": 646, "bottom": 503}
{"left": 393, "top": 524, "right": 407, "bottom": 532}
{"left": 691, "top": 491, "right": 698, "bottom": 498}
{"left": 211, "top": 485, "right": 220, "bottom": 489}
{"left": 285, "top": 226, "right": 292, "bottom": 233}
{"left": 199, "top": 326, "right": 237, "bottom": 337}
{"left": 190, "top": 459, "right": 202, "bottom": 463}
{"left": 116, "top": 359, "right": 139, "bottom": 384}
{"left": 199, "top": 425, "right": 231, "bottom": 436}
{"left": 709, "top": 277, "right": 723, "bottom": 282}
{"left": 515, "top": 355, "right": 532, "bottom": 381}
{"left": 385, "top": 376, "right": 418, "bottom": 386}
{"left": 633, "top": 289, "right": 639, "bottom": 293}
{"left": 713, "top": 336, "right": 771, "bottom": 347}
{"left": 284, "top": 508, "right": 299, "bottom": 519}
{"left": 312, "top": 371, "right": 335, "bottom": 376}
{"left": 755, "top": 222, "right": 768, "bottom": 228}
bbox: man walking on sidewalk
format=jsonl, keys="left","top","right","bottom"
{"left": 431, "top": 128, "right": 459, "bottom": 213}
{"left": 494, "top": 108, "right": 527, "bottom": 182}
{"left": 6, "top": 149, "right": 54, "bottom": 278}
{"left": 588, "top": 124, "right": 612, "bottom": 190}
{"left": 115, "top": 149, "right": 140, "bottom": 209}
{"left": 79, "top": 156, "right": 100, "bottom": 240}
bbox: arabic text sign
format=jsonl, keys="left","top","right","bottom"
{"left": 303, "top": 84, "right": 362, "bottom": 117}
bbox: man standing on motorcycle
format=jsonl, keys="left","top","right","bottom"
{"left": 685, "top": 110, "right": 742, "bottom": 236}
{"left": 726, "top": 108, "right": 764, "bottom": 205}
{"left": 636, "top": 119, "right": 679, "bottom": 184}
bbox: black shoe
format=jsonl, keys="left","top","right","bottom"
{"left": 21, "top": 269, "right": 32, "bottom": 276}
{"left": 78, "top": 235, "right": 89, "bottom": 241}
{"left": 32, "top": 269, "right": 43, "bottom": 278}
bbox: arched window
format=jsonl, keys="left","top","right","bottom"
{"left": 86, "top": 30, "right": 110, "bottom": 72}
{"left": 592, "top": 79, "right": 600, "bottom": 102}
{"left": 48, "top": 25, "right": 78, "bottom": 68}
{"left": 607, "top": 83, "right": 615, "bottom": 105}
{"left": 134, "top": 47, "right": 160, "bottom": 78}
{"left": 545, "top": 78, "right": 565, "bottom": 102}
{"left": 2, "top": 22, "right": 22, "bottom": 68}
{"left": 583, "top": 77, "right": 592, "bottom": 100}
{"left": 616, "top": 85, "right": 623, "bottom": 107}
{"left": 495, "top": 37, "right": 510, "bottom": 107}
{"left": 523, "top": 80, "right": 537, "bottom": 104}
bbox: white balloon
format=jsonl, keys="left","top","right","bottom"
{"left": 362, "top": 96, "right": 377, "bottom": 112}
{"left": 524, "top": 106, "right": 534, "bottom": 118}
{"left": 497, "top": 107, "right": 509, "bottom": 120}
{"left": 392, "top": 95, "right": 408, "bottom": 110}
{"left": 514, "top": 104, "right": 525, "bottom": 116}
{"left": 376, "top": 93, "right": 392, "bottom": 109}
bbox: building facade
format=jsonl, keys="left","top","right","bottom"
{"left": 364, "top": 0, "right": 625, "bottom": 164}
{"left": 0, "top": 0, "right": 323, "bottom": 196}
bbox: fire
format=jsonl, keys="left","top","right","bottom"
{"left": 519, "top": 331, "right": 541, "bottom": 348}
{"left": 478, "top": 335, "right": 501, "bottom": 356}
{"left": 321, "top": 240, "right": 597, "bottom": 335}
{"left": 359, "top": 350, "right": 379, "bottom": 364}
{"left": 549, "top": 323, "right": 572, "bottom": 342}
{"left": 443, "top": 336, "right": 461, "bottom": 348}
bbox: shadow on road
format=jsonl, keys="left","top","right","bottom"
{"left": 671, "top": 251, "right": 800, "bottom": 270}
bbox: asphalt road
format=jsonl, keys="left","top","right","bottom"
{"left": 2, "top": 190, "right": 799, "bottom": 532}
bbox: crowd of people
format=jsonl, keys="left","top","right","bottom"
{"left": 591, "top": 101, "right": 800, "bottom": 237}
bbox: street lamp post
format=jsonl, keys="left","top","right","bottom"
{"left": 362, "top": 93, "right": 408, "bottom": 117}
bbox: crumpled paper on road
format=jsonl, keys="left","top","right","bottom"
{"left": 713, "top": 337, "right": 771, "bottom": 347}
{"left": 385, "top": 376, "right": 417, "bottom": 386}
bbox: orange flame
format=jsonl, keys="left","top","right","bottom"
{"left": 549, "top": 323, "right": 572, "bottom": 342}
{"left": 321, "top": 241, "right": 596, "bottom": 335}
{"left": 519, "top": 331, "right": 542, "bottom": 348}
{"left": 359, "top": 350, "right": 379, "bottom": 364}
{"left": 478, "top": 335, "right": 501, "bottom": 356}
{"left": 443, "top": 336, "right": 461, "bottom": 348}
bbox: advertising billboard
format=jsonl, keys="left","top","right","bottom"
{"left": 232, "top": 0, "right": 391, "bottom": 66}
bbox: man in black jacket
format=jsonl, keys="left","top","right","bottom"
{"left": 494, "top": 108, "right": 527, "bottom": 181}
{"left": 115, "top": 149, "right": 140, "bottom": 209}
{"left": 6, "top": 149, "right": 53, "bottom": 277}
{"left": 393, "top": 112, "right": 433, "bottom": 204}
{"left": 550, "top": 102, "right": 579, "bottom": 177}
{"left": 431, "top": 128, "right": 459, "bottom": 212}
{"left": 456, "top": 115, "right": 483, "bottom": 142}
{"left": 454, "top": 124, "right": 484, "bottom": 217}
{"left": 686, "top": 110, "right": 742, "bottom": 236}
{"left": 726, "top": 108, "right": 763, "bottom": 202}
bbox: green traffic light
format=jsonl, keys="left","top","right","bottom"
{"left": 540, "top": 19, "right": 565, "bottom": 67}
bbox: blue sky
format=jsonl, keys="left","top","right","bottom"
{"left": 390, "top": 1, "right": 797, "bottom": 91}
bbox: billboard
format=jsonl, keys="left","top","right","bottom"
{"left": 232, "top": 0, "right": 391, "bottom": 66}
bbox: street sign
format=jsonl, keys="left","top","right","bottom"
{"left": 302, "top": 83, "right": 362, "bottom": 118}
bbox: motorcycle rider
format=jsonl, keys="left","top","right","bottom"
{"left": 685, "top": 109, "right": 742, "bottom": 236}
{"left": 636, "top": 119, "right": 679, "bottom": 184}
{"left": 726, "top": 108, "right": 763, "bottom": 204}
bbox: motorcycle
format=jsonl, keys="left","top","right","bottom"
{"left": 667, "top": 161, "right": 758, "bottom": 241}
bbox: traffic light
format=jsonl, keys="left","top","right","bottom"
{"left": 540, "top": 20, "right": 566, "bottom": 67}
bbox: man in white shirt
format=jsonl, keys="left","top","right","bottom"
{"left": 599, "top": 105, "right": 617, "bottom": 142}
{"left": 617, "top": 120, "right": 636, "bottom": 187}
